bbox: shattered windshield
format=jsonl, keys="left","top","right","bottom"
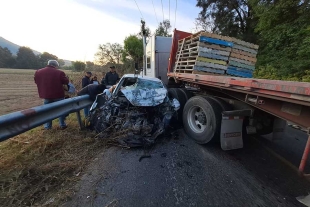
{"left": 120, "top": 78, "right": 167, "bottom": 107}
{"left": 124, "top": 78, "right": 163, "bottom": 90}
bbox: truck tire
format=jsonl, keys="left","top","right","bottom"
{"left": 183, "top": 96, "right": 222, "bottom": 144}
{"left": 255, "top": 113, "right": 274, "bottom": 135}
{"left": 178, "top": 88, "right": 193, "bottom": 102}
{"left": 167, "top": 78, "right": 182, "bottom": 88}
{"left": 168, "top": 88, "right": 187, "bottom": 123}
{"left": 206, "top": 96, "right": 232, "bottom": 111}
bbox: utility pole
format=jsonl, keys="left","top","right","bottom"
{"left": 141, "top": 19, "right": 147, "bottom": 76}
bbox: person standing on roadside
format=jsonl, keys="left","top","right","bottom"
{"left": 81, "top": 71, "right": 92, "bottom": 117}
{"left": 34, "top": 60, "right": 69, "bottom": 130}
{"left": 82, "top": 71, "right": 92, "bottom": 88}
{"left": 90, "top": 76, "right": 99, "bottom": 85}
{"left": 105, "top": 66, "right": 119, "bottom": 86}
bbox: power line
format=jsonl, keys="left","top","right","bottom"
{"left": 161, "top": 0, "right": 164, "bottom": 21}
{"left": 152, "top": 0, "right": 159, "bottom": 25}
{"left": 174, "top": 0, "right": 177, "bottom": 29}
{"left": 169, "top": 0, "right": 170, "bottom": 22}
{"left": 134, "top": 0, "right": 144, "bottom": 19}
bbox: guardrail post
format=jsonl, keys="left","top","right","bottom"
{"left": 76, "top": 111, "right": 83, "bottom": 130}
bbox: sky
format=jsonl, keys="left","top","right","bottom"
{"left": 0, "top": 0, "right": 200, "bottom": 61}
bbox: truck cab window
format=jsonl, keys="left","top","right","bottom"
{"left": 147, "top": 56, "right": 151, "bottom": 69}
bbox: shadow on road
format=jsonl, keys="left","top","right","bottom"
{"left": 63, "top": 129, "right": 310, "bottom": 207}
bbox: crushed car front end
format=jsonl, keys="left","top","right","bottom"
{"left": 88, "top": 75, "right": 180, "bottom": 147}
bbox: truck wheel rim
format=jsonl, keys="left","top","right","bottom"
{"left": 188, "top": 106, "right": 207, "bottom": 133}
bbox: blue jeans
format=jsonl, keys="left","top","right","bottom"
{"left": 83, "top": 107, "right": 90, "bottom": 117}
{"left": 43, "top": 98, "right": 66, "bottom": 129}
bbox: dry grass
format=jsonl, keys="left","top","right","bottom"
{"left": 0, "top": 68, "right": 104, "bottom": 115}
{"left": 0, "top": 115, "right": 106, "bottom": 206}
{"left": 0, "top": 68, "right": 41, "bottom": 115}
{"left": 0, "top": 68, "right": 108, "bottom": 206}
{"left": 0, "top": 68, "right": 87, "bottom": 116}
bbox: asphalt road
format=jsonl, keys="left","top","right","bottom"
{"left": 262, "top": 126, "right": 310, "bottom": 172}
{"left": 64, "top": 129, "right": 310, "bottom": 207}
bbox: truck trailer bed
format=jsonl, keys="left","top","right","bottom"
{"left": 168, "top": 72, "right": 310, "bottom": 130}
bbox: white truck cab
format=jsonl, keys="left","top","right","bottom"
{"left": 144, "top": 35, "right": 172, "bottom": 85}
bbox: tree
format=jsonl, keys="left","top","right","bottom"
{"left": 123, "top": 35, "right": 143, "bottom": 63}
{"left": 251, "top": 0, "right": 310, "bottom": 78}
{"left": 38, "top": 52, "right": 58, "bottom": 68}
{"left": 122, "top": 35, "right": 144, "bottom": 73}
{"left": 155, "top": 19, "right": 172, "bottom": 37}
{"left": 95, "top": 43, "right": 123, "bottom": 65}
{"left": 58, "top": 59, "right": 65, "bottom": 67}
{"left": 0, "top": 46, "right": 15, "bottom": 68}
{"left": 194, "top": 15, "right": 214, "bottom": 32}
{"left": 86, "top": 61, "right": 95, "bottom": 70}
{"left": 73, "top": 61, "right": 86, "bottom": 71}
{"left": 15, "top": 46, "right": 39, "bottom": 69}
{"left": 196, "top": 0, "right": 258, "bottom": 43}
{"left": 138, "top": 26, "right": 152, "bottom": 38}
{"left": 85, "top": 61, "right": 104, "bottom": 71}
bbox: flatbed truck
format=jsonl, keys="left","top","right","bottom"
{"left": 145, "top": 29, "right": 310, "bottom": 175}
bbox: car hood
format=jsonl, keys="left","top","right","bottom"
{"left": 121, "top": 88, "right": 167, "bottom": 106}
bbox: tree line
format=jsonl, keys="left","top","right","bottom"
{"left": 0, "top": 18, "right": 172, "bottom": 74}
{"left": 0, "top": 46, "right": 66, "bottom": 69}
{"left": 93, "top": 19, "right": 172, "bottom": 75}
{"left": 196, "top": 0, "right": 310, "bottom": 81}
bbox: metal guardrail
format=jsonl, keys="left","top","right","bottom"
{"left": 0, "top": 95, "right": 92, "bottom": 142}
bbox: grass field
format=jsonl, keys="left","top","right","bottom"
{"left": 0, "top": 69, "right": 41, "bottom": 115}
{"left": 0, "top": 68, "right": 85, "bottom": 116}
{"left": 0, "top": 68, "right": 105, "bottom": 206}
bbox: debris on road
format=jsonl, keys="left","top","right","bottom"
{"left": 139, "top": 154, "right": 152, "bottom": 162}
{"left": 87, "top": 75, "right": 180, "bottom": 148}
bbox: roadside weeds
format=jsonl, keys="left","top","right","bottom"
{"left": 0, "top": 114, "right": 106, "bottom": 207}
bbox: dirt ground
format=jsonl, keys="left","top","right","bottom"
{"left": 0, "top": 68, "right": 40, "bottom": 115}
{"left": 0, "top": 68, "right": 84, "bottom": 116}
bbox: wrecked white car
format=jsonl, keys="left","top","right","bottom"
{"left": 88, "top": 74, "right": 180, "bottom": 147}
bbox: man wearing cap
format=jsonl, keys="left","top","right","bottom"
{"left": 105, "top": 66, "right": 119, "bottom": 86}
{"left": 34, "top": 60, "right": 69, "bottom": 130}
{"left": 82, "top": 71, "right": 92, "bottom": 88}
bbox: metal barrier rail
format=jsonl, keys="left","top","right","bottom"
{"left": 0, "top": 95, "right": 92, "bottom": 142}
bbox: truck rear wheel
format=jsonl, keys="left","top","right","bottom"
{"left": 178, "top": 88, "right": 193, "bottom": 102}
{"left": 183, "top": 96, "right": 222, "bottom": 144}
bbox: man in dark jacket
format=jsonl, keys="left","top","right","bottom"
{"left": 78, "top": 83, "right": 106, "bottom": 101}
{"left": 82, "top": 71, "right": 92, "bottom": 88}
{"left": 105, "top": 66, "right": 119, "bottom": 86}
{"left": 34, "top": 60, "right": 69, "bottom": 130}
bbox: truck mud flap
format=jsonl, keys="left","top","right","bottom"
{"left": 221, "top": 109, "right": 252, "bottom": 150}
